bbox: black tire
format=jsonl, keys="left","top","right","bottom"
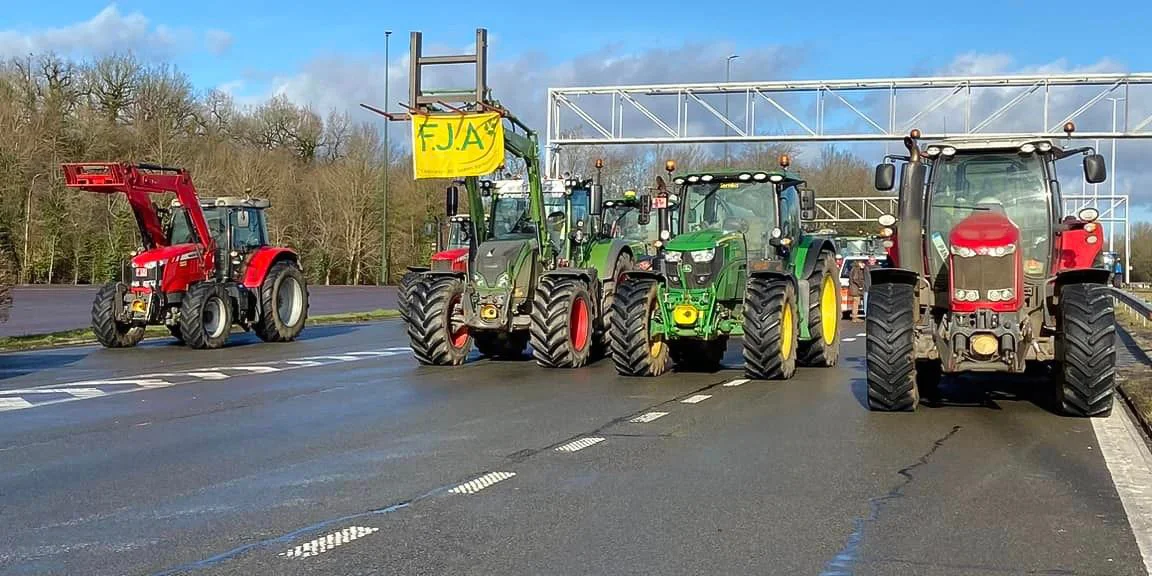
{"left": 798, "top": 252, "right": 841, "bottom": 367}
{"left": 254, "top": 261, "right": 309, "bottom": 343}
{"left": 407, "top": 275, "right": 472, "bottom": 366}
{"left": 1056, "top": 283, "right": 1116, "bottom": 417}
{"left": 180, "top": 282, "right": 233, "bottom": 350}
{"left": 609, "top": 277, "right": 671, "bottom": 376}
{"left": 474, "top": 331, "right": 527, "bottom": 360}
{"left": 864, "top": 282, "right": 919, "bottom": 411}
{"left": 742, "top": 277, "right": 798, "bottom": 380}
{"left": 397, "top": 270, "right": 422, "bottom": 324}
{"left": 91, "top": 282, "right": 145, "bottom": 348}
{"left": 530, "top": 275, "right": 595, "bottom": 368}
{"left": 598, "top": 252, "right": 634, "bottom": 357}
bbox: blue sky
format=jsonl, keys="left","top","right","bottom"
{"left": 4, "top": 1, "right": 1152, "bottom": 223}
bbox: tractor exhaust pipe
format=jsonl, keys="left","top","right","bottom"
{"left": 897, "top": 130, "right": 926, "bottom": 278}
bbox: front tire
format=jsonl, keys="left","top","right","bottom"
{"left": 743, "top": 277, "right": 798, "bottom": 380}
{"left": 864, "top": 282, "right": 919, "bottom": 411}
{"left": 798, "top": 252, "right": 841, "bottom": 367}
{"left": 254, "top": 261, "right": 309, "bottom": 343}
{"left": 530, "top": 276, "right": 595, "bottom": 368}
{"left": 91, "top": 283, "right": 145, "bottom": 348}
{"left": 609, "top": 277, "right": 671, "bottom": 377}
{"left": 180, "top": 283, "right": 233, "bottom": 350}
{"left": 397, "top": 270, "right": 422, "bottom": 325}
{"left": 407, "top": 275, "right": 472, "bottom": 366}
{"left": 1056, "top": 283, "right": 1116, "bottom": 417}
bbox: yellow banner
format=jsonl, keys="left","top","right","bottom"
{"left": 411, "top": 112, "right": 505, "bottom": 179}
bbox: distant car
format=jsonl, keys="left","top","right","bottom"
{"left": 838, "top": 255, "right": 889, "bottom": 318}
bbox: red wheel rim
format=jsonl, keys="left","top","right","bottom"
{"left": 448, "top": 293, "right": 468, "bottom": 348}
{"left": 570, "top": 296, "right": 590, "bottom": 351}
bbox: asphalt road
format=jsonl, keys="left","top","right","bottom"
{"left": 0, "top": 284, "right": 398, "bottom": 338}
{"left": 1, "top": 320, "right": 1151, "bottom": 575}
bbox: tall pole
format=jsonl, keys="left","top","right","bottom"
{"left": 724, "top": 54, "right": 738, "bottom": 168}
{"left": 380, "top": 30, "right": 392, "bottom": 285}
{"left": 21, "top": 173, "right": 43, "bottom": 285}
{"left": 1106, "top": 96, "right": 1124, "bottom": 254}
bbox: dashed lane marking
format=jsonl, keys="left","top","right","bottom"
{"left": 723, "top": 379, "right": 749, "bottom": 387}
{"left": 681, "top": 394, "right": 712, "bottom": 404}
{"left": 856, "top": 332, "right": 866, "bottom": 337}
{"left": 843, "top": 337, "right": 857, "bottom": 342}
{"left": 448, "top": 472, "right": 516, "bottom": 495}
{"left": 0, "top": 347, "right": 412, "bottom": 414}
{"left": 1093, "top": 404, "right": 1152, "bottom": 573}
{"left": 555, "top": 437, "right": 605, "bottom": 453}
{"left": 279, "top": 526, "right": 379, "bottom": 559}
{"left": 630, "top": 411, "right": 668, "bottom": 423}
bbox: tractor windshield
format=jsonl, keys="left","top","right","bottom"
{"left": 447, "top": 220, "right": 471, "bottom": 249}
{"left": 681, "top": 180, "right": 778, "bottom": 252}
{"left": 169, "top": 206, "right": 226, "bottom": 246}
{"left": 926, "top": 151, "right": 1050, "bottom": 277}
{"left": 602, "top": 203, "right": 647, "bottom": 242}
{"left": 489, "top": 196, "right": 536, "bottom": 241}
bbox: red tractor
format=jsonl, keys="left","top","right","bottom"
{"left": 61, "top": 162, "right": 309, "bottom": 349}
{"left": 866, "top": 123, "right": 1114, "bottom": 416}
{"left": 396, "top": 185, "right": 477, "bottom": 323}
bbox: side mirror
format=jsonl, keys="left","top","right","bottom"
{"left": 800, "top": 209, "right": 816, "bottom": 221}
{"left": 637, "top": 194, "right": 652, "bottom": 226}
{"left": 446, "top": 185, "right": 459, "bottom": 217}
{"left": 799, "top": 188, "right": 815, "bottom": 211}
{"left": 874, "top": 163, "right": 896, "bottom": 191}
{"left": 1084, "top": 154, "right": 1107, "bottom": 184}
{"left": 422, "top": 218, "right": 438, "bottom": 238}
{"left": 235, "top": 210, "right": 250, "bottom": 228}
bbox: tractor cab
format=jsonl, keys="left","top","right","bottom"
{"left": 169, "top": 197, "right": 271, "bottom": 281}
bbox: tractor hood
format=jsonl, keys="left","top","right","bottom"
{"left": 948, "top": 211, "right": 1020, "bottom": 251}
{"left": 474, "top": 239, "right": 530, "bottom": 285}
{"left": 430, "top": 247, "right": 469, "bottom": 272}
{"left": 665, "top": 229, "right": 739, "bottom": 252}
{"left": 131, "top": 243, "right": 201, "bottom": 268}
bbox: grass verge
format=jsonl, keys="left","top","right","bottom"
{"left": 0, "top": 308, "right": 400, "bottom": 352}
{"left": 1116, "top": 304, "right": 1152, "bottom": 431}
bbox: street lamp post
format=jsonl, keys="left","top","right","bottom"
{"left": 1106, "top": 96, "right": 1125, "bottom": 253}
{"left": 380, "top": 30, "right": 392, "bottom": 285}
{"left": 21, "top": 173, "right": 43, "bottom": 285}
{"left": 724, "top": 54, "right": 739, "bottom": 167}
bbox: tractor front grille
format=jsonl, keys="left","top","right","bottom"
{"left": 667, "top": 251, "right": 724, "bottom": 290}
{"left": 951, "top": 253, "right": 1016, "bottom": 301}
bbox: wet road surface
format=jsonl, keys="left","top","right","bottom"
{"left": 0, "top": 320, "right": 1150, "bottom": 575}
{"left": 0, "top": 285, "right": 397, "bottom": 337}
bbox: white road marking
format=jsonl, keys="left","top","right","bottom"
{"left": 723, "top": 379, "right": 749, "bottom": 387}
{"left": 856, "top": 332, "right": 866, "bottom": 337}
{"left": 681, "top": 394, "right": 712, "bottom": 404}
{"left": 279, "top": 526, "right": 379, "bottom": 559}
{"left": 0, "top": 398, "right": 33, "bottom": 411}
{"left": 843, "top": 337, "right": 857, "bottom": 342}
{"left": 448, "top": 472, "right": 516, "bottom": 494}
{"left": 284, "top": 361, "right": 323, "bottom": 367}
{"left": 215, "top": 366, "right": 281, "bottom": 374}
{"left": 302, "top": 355, "right": 360, "bottom": 362}
{"left": 187, "top": 372, "right": 230, "bottom": 380}
{"left": 1092, "top": 405, "right": 1152, "bottom": 573}
{"left": 630, "top": 411, "right": 668, "bottom": 423}
{"left": 555, "top": 437, "right": 605, "bottom": 453}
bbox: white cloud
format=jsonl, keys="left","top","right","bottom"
{"left": 205, "top": 29, "right": 233, "bottom": 55}
{"left": 0, "top": 4, "right": 182, "bottom": 59}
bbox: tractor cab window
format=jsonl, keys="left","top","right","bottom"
{"left": 926, "top": 152, "right": 1050, "bottom": 278}
{"left": 168, "top": 206, "right": 226, "bottom": 246}
{"left": 489, "top": 196, "right": 536, "bottom": 241}
{"left": 681, "top": 180, "right": 777, "bottom": 253}
{"left": 229, "top": 207, "right": 267, "bottom": 251}
{"left": 447, "top": 220, "right": 471, "bottom": 249}
{"left": 778, "top": 185, "right": 800, "bottom": 240}
{"left": 603, "top": 203, "right": 647, "bottom": 242}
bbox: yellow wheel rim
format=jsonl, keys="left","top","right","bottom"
{"left": 821, "top": 274, "right": 838, "bottom": 345}
{"left": 781, "top": 303, "right": 794, "bottom": 359}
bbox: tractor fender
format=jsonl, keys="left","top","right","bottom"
{"left": 793, "top": 237, "right": 837, "bottom": 280}
{"left": 1054, "top": 267, "right": 1112, "bottom": 290}
{"left": 869, "top": 267, "right": 920, "bottom": 287}
{"left": 241, "top": 247, "right": 300, "bottom": 289}
{"left": 542, "top": 266, "right": 597, "bottom": 286}
{"left": 588, "top": 239, "right": 633, "bottom": 282}
{"left": 620, "top": 269, "right": 665, "bottom": 282}
{"left": 406, "top": 265, "right": 431, "bottom": 274}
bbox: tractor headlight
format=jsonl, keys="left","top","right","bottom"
{"left": 143, "top": 261, "right": 158, "bottom": 269}
{"left": 950, "top": 245, "right": 976, "bottom": 258}
{"left": 690, "top": 248, "right": 715, "bottom": 263}
{"left": 988, "top": 289, "right": 1002, "bottom": 302}
{"left": 988, "top": 245, "right": 1016, "bottom": 257}
{"left": 664, "top": 251, "right": 682, "bottom": 263}
{"left": 496, "top": 273, "right": 511, "bottom": 288}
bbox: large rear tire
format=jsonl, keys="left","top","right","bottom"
{"left": 530, "top": 276, "right": 595, "bottom": 368}
{"left": 1056, "top": 283, "right": 1116, "bottom": 417}
{"left": 397, "top": 270, "right": 422, "bottom": 325}
{"left": 180, "top": 282, "right": 233, "bottom": 350}
{"left": 91, "top": 283, "right": 145, "bottom": 348}
{"left": 743, "top": 277, "right": 798, "bottom": 380}
{"left": 798, "top": 252, "right": 841, "bottom": 367}
{"left": 407, "top": 275, "right": 472, "bottom": 366}
{"left": 598, "top": 252, "right": 634, "bottom": 357}
{"left": 609, "top": 277, "right": 671, "bottom": 377}
{"left": 864, "top": 282, "right": 919, "bottom": 411}
{"left": 254, "top": 261, "right": 309, "bottom": 343}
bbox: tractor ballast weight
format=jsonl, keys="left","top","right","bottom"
{"left": 371, "top": 28, "right": 627, "bottom": 369}
{"left": 609, "top": 156, "right": 842, "bottom": 379}
{"left": 865, "top": 124, "right": 1116, "bottom": 416}
{"left": 60, "top": 162, "right": 309, "bottom": 349}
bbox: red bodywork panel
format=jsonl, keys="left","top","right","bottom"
{"left": 1054, "top": 220, "right": 1104, "bottom": 273}
{"left": 130, "top": 244, "right": 207, "bottom": 294}
{"left": 948, "top": 211, "right": 1022, "bottom": 313}
{"left": 241, "top": 247, "right": 299, "bottom": 289}
{"left": 431, "top": 247, "right": 469, "bottom": 272}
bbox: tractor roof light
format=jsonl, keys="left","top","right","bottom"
{"left": 1019, "top": 143, "right": 1037, "bottom": 154}
{"left": 878, "top": 213, "right": 897, "bottom": 227}
{"left": 880, "top": 227, "right": 893, "bottom": 237}
{"left": 673, "top": 177, "right": 686, "bottom": 185}
{"left": 753, "top": 172, "right": 769, "bottom": 181}
{"left": 1037, "top": 141, "right": 1053, "bottom": 152}
{"left": 738, "top": 173, "right": 752, "bottom": 181}
{"left": 1078, "top": 207, "right": 1099, "bottom": 222}
{"left": 660, "top": 229, "right": 671, "bottom": 241}
{"left": 687, "top": 175, "right": 700, "bottom": 183}
{"left": 700, "top": 174, "right": 714, "bottom": 182}
{"left": 770, "top": 227, "right": 782, "bottom": 239}
{"left": 767, "top": 174, "right": 783, "bottom": 183}
{"left": 925, "top": 145, "right": 941, "bottom": 157}
{"left": 941, "top": 146, "right": 957, "bottom": 157}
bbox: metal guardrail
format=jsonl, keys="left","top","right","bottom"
{"left": 1114, "top": 288, "right": 1152, "bottom": 329}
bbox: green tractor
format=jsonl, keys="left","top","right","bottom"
{"left": 387, "top": 28, "right": 635, "bottom": 369}
{"left": 609, "top": 156, "right": 841, "bottom": 379}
